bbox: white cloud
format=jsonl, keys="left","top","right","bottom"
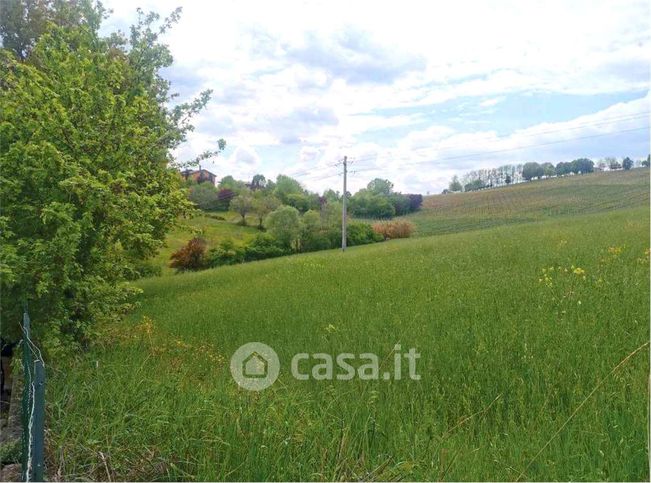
{"left": 479, "top": 97, "right": 505, "bottom": 108}
{"left": 101, "top": 0, "right": 650, "bottom": 193}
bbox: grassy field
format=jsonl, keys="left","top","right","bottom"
{"left": 403, "top": 169, "right": 650, "bottom": 237}
{"left": 47, "top": 202, "right": 649, "bottom": 480}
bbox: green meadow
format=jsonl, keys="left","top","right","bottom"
{"left": 404, "top": 169, "right": 649, "bottom": 236}
{"left": 46, "top": 168, "right": 650, "bottom": 480}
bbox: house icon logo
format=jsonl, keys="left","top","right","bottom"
{"left": 243, "top": 351, "right": 268, "bottom": 378}
{"left": 230, "top": 342, "right": 280, "bottom": 391}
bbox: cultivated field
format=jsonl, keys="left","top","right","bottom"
{"left": 48, "top": 198, "right": 649, "bottom": 479}
{"left": 405, "top": 169, "right": 650, "bottom": 236}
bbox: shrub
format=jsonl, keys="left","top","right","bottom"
{"left": 207, "top": 239, "right": 245, "bottom": 267}
{"left": 347, "top": 222, "right": 383, "bottom": 246}
{"left": 244, "top": 234, "right": 289, "bottom": 261}
{"left": 406, "top": 194, "right": 424, "bottom": 211}
{"left": 389, "top": 193, "right": 412, "bottom": 216}
{"left": 372, "top": 220, "right": 415, "bottom": 240}
{"left": 169, "top": 238, "right": 207, "bottom": 272}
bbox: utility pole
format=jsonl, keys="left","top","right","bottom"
{"left": 341, "top": 156, "right": 347, "bottom": 251}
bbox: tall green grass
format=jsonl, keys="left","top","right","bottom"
{"left": 47, "top": 206, "right": 649, "bottom": 481}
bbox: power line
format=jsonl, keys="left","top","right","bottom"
{"left": 348, "top": 112, "right": 650, "bottom": 165}
{"left": 349, "top": 126, "right": 649, "bottom": 175}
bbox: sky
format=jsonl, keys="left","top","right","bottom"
{"left": 101, "top": 0, "right": 650, "bottom": 194}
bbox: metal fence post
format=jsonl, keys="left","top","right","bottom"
{"left": 21, "top": 311, "right": 32, "bottom": 483}
{"left": 20, "top": 308, "right": 46, "bottom": 482}
{"left": 31, "top": 360, "right": 45, "bottom": 482}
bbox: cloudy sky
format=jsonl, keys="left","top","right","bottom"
{"left": 103, "top": 0, "right": 650, "bottom": 193}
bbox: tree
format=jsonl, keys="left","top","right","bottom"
{"left": 0, "top": 0, "right": 105, "bottom": 60}
{"left": 571, "top": 158, "right": 594, "bottom": 174}
{"left": 286, "top": 193, "right": 312, "bottom": 212}
{"left": 367, "top": 178, "right": 394, "bottom": 196}
{"left": 265, "top": 206, "right": 301, "bottom": 250}
{"left": 642, "top": 155, "right": 650, "bottom": 167}
{"left": 323, "top": 189, "right": 340, "bottom": 203}
{"left": 274, "top": 174, "right": 303, "bottom": 204}
{"left": 300, "top": 209, "right": 330, "bottom": 252}
{"left": 230, "top": 191, "right": 254, "bottom": 225}
{"left": 609, "top": 158, "right": 622, "bottom": 170}
{"left": 188, "top": 182, "right": 219, "bottom": 211}
{"left": 622, "top": 157, "right": 633, "bottom": 170}
{"left": 252, "top": 193, "right": 280, "bottom": 229}
{"left": 1, "top": 5, "right": 215, "bottom": 350}
{"left": 505, "top": 174, "right": 512, "bottom": 184}
{"left": 449, "top": 175, "right": 462, "bottom": 192}
{"left": 389, "top": 193, "right": 411, "bottom": 216}
{"left": 541, "top": 162, "right": 555, "bottom": 177}
{"left": 218, "top": 175, "right": 245, "bottom": 192}
{"left": 250, "top": 174, "right": 267, "bottom": 190}
{"left": 522, "top": 162, "right": 543, "bottom": 181}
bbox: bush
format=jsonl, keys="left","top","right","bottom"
{"left": 207, "top": 239, "right": 245, "bottom": 267}
{"left": 372, "top": 220, "right": 415, "bottom": 240}
{"left": 347, "top": 222, "right": 383, "bottom": 246}
{"left": 244, "top": 234, "right": 289, "bottom": 261}
{"left": 389, "top": 193, "right": 412, "bottom": 216}
{"left": 169, "top": 238, "right": 207, "bottom": 272}
{"left": 406, "top": 194, "right": 423, "bottom": 211}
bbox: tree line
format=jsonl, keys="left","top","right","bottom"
{"left": 186, "top": 173, "right": 423, "bottom": 221}
{"left": 447, "top": 155, "right": 650, "bottom": 193}
{"left": 174, "top": 174, "right": 420, "bottom": 272}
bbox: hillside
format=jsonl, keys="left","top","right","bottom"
{"left": 404, "top": 168, "right": 649, "bottom": 237}
{"left": 48, "top": 206, "right": 649, "bottom": 481}
{"left": 150, "top": 212, "right": 260, "bottom": 275}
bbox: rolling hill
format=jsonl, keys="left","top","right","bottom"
{"left": 46, "top": 166, "right": 650, "bottom": 480}
{"left": 403, "top": 168, "right": 649, "bottom": 236}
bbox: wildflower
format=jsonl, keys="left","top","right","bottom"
{"left": 572, "top": 267, "right": 585, "bottom": 276}
{"left": 608, "top": 246, "right": 622, "bottom": 255}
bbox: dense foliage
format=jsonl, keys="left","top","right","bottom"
{"left": 0, "top": 2, "right": 214, "bottom": 351}
{"left": 349, "top": 178, "right": 422, "bottom": 218}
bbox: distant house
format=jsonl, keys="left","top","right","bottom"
{"left": 181, "top": 168, "right": 217, "bottom": 185}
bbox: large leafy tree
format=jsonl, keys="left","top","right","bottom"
{"left": 229, "top": 191, "right": 254, "bottom": 225}
{"left": 0, "top": 3, "right": 218, "bottom": 352}
{"left": 252, "top": 192, "right": 280, "bottom": 229}
{"left": 265, "top": 206, "right": 301, "bottom": 250}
